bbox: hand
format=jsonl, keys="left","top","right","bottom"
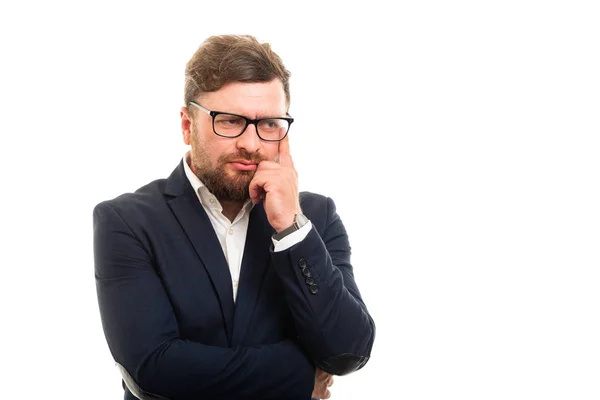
{"left": 312, "top": 368, "right": 334, "bottom": 399}
{"left": 249, "top": 136, "right": 301, "bottom": 232}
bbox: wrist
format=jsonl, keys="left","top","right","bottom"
{"left": 273, "top": 213, "right": 309, "bottom": 241}
{"left": 274, "top": 205, "right": 302, "bottom": 233}
{"left": 274, "top": 216, "right": 295, "bottom": 234}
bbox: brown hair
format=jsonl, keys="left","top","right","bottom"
{"left": 184, "top": 35, "right": 291, "bottom": 108}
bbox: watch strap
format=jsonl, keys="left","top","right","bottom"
{"left": 273, "top": 213, "right": 309, "bottom": 241}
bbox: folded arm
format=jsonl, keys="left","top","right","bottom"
{"left": 270, "top": 196, "right": 376, "bottom": 376}
{"left": 94, "top": 202, "right": 314, "bottom": 400}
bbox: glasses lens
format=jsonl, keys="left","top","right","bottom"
{"left": 258, "top": 119, "right": 290, "bottom": 141}
{"left": 214, "top": 114, "right": 246, "bottom": 137}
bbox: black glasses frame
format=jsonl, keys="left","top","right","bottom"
{"left": 188, "top": 101, "right": 294, "bottom": 142}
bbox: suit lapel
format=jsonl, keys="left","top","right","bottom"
{"left": 231, "top": 203, "right": 273, "bottom": 346}
{"left": 165, "top": 162, "right": 235, "bottom": 345}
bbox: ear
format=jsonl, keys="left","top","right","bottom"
{"left": 181, "top": 106, "right": 192, "bottom": 145}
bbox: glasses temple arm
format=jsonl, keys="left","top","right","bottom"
{"left": 188, "top": 102, "right": 211, "bottom": 115}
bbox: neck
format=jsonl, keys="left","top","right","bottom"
{"left": 220, "top": 199, "right": 245, "bottom": 223}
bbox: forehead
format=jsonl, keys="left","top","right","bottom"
{"left": 200, "top": 79, "right": 287, "bottom": 118}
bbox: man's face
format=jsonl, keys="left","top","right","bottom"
{"left": 180, "top": 79, "right": 287, "bottom": 202}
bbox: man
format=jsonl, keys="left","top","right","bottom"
{"left": 94, "top": 34, "right": 375, "bottom": 400}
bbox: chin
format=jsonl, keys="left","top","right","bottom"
{"left": 227, "top": 168, "right": 254, "bottom": 178}
{"left": 224, "top": 171, "right": 252, "bottom": 186}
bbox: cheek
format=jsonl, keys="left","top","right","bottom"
{"left": 202, "top": 138, "right": 239, "bottom": 165}
{"left": 190, "top": 132, "right": 214, "bottom": 167}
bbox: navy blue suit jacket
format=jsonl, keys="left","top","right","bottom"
{"left": 93, "top": 161, "right": 375, "bottom": 399}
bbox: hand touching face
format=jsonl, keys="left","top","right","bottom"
{"left": 249, "top": 135, "right": 301, "bottom": 232}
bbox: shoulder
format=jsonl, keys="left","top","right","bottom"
{"left": 299, "top": 191, "right": 330, "bottom": 213}
{"left": 299, "top": 190, "right": 327, "bottom": 205}
{"left": 93, "top": 178, "right": 168, "bottom": 222}
{"left": 299, "top": 191, "right": 343, "bottom": 232}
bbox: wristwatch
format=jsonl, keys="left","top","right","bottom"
{"left": 273, "top": 213, "right": 310, "bottom": 240}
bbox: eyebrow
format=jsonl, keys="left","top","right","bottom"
{"left": 189, "top": 102, "right": 289, "bottom": 119}
{"left": 226, "top": 111, "right": 287, "bottom": 119}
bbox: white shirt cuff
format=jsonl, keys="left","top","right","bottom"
{"left": 272, "top": 221, "right": 312, "bottom": 252}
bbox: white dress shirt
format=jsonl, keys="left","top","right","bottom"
{"left": 183, "top": 153, "right": 311, "bottom": 301}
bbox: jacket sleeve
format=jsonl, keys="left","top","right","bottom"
{"left": 270, "top": 196, "right": 375, "bottom": 376}
{"left": 93, "top": 202, "right": 314, "bottom": 400}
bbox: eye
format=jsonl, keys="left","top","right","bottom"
{"left": 260, "top": 119, "right": 283, "bottom": 130}
{"left": 215, "top": 115, "right": 245, "bottom": 127}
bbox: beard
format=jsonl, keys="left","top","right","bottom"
{"left": 192, "top": 148, "right": 266, "bottom": 202}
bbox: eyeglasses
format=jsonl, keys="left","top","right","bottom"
{"left": 188, "top": 101, "right": 294, "bottom": 142}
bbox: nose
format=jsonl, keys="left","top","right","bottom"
{"left": 235, "top": 122, "right": 261, "bottom": 154}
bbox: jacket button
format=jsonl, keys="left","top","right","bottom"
{"left": 305, "top": 276, "right": 315, "bottom": 285}
{"left": 301, "top": 267, "right": 312, "bottom": 278}
{"left": 309, "top": 284, "right": 319, "bottom": 295}
{"left": 298, "top": 258, "right": 307, "bottom": 268}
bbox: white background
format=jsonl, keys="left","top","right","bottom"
{"left": 1, "top": 1, "right": 599, "bottom": 399}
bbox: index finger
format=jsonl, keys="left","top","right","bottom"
{"left": 277, "top": 135, "right": 292, "bottom": 165}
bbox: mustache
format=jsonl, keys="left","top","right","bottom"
{"left": 219, "top": 149, "right": 266, "bottom": 164}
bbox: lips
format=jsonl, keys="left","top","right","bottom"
{"left": 229, "top": 160, "right": 258, "bottom": 171}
